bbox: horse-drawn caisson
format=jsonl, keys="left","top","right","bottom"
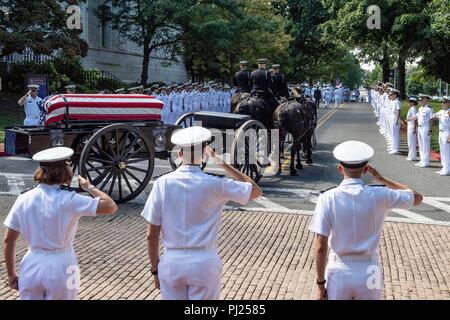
{"left": 4, "top": 92, "right": 274, "bottom": 203}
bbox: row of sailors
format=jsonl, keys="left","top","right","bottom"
{"left": 370, "top": 83, "right": 450, "bottom": 176}
{"left": 117, "top": 83, "right": 234, "bottom": 124}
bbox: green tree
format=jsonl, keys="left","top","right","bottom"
{"left": 0, "top": 0, "right": 88, "bottom": 58}
{"left": 283, "top": 0, "right": 343, "bottom": 83}
{"left": 183, "top": 0, "right": 291, "bottom": 82}
{"left": 406, "top": 66, "right": 440, "bottom": 96}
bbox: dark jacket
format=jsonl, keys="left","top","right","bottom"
{"left": 233, "top": 70, "right": 251, "bottom": 93}
{"left": 271, "top": 73, "right": 290, "bottom": 99}
{"left": 249, "top": 68, "right": 276, "bottom": 96}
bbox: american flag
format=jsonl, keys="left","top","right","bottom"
{"left": 335, "top": 77, "right": 341, "bottom": 86}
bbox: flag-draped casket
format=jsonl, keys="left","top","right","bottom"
{"left": 42, "top": 94, "right": 163, "bottom": 126}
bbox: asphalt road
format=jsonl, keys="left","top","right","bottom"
{"left": 0, "top": 102, "right": 449, "bottom": 226}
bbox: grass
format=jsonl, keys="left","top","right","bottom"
{"left": 0, "top": 93, "right": 23, "bottom": 144}
{"left": 400, "top": 100, "right": 442, "bottom": 153}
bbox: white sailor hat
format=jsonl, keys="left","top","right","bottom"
{"left": 442, "top": 96, "right": 449, "bottom": 102}
{"left": 271, "top": 64, "right": 281, "bottom": 69}
{"left": 333, "top": 140, "right": 374, "bottom": 168}
{"left": 239, "top": 61, "right": 248, "bottom": 65}
{"left": 389, "top": 89, "right": 400, "bottom": 95}
{"left": 171, "top": 126, "right": 212, "bottom": 147}
{"left": 65, "top": 84, "right": 76, "bottom": 89}
{"left": 114, "top": 88, "right": 125, "bottom": 93}
{"left": 408, "top": 96, "right": 418, "bottom": 102}
{"left": 418, "top": 93, "right": 432, "bottom": 100}
{"left": 32, "top": 147, "right": 74, "bottom": 167}
{"left": 27, "top": 84, "right": 39, "bottom": 90}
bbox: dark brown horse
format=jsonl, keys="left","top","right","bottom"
{"left": 273, "top": 98, "right": 315, "bottom": 176}
{"left": 230, "top": 92, "right": 250, "bottom": 113}
{"left": 234, "top": 94, "right": 274, "bottom": 130}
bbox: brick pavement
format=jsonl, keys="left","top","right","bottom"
{"left": 0, "top": 199, "right": 449, "bottom": 300}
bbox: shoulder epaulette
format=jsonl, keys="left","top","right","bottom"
{"left": 319, "top": 186, "right": 338, "bottom": 194}
{"left": 59, "top": 185, "right": 80, "bottom": 192}
{"left": 368, "top": 184, "right": 386, "bottom": 188}
{"left": 20, "top": 185, "right": 37, "bottom": 194}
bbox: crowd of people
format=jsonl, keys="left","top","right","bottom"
{"left": 370, "top": 83, "right": 450, "bottom": 176}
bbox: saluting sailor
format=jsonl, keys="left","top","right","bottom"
{"left": 17, "top": 84, "right": 43, "bottom": 126}
{"left": 405, "top": 97, "right": 418, "bottom": 161}
{"left": 431, "top": 96, "right": 450, "bottom": 176}
{"left": 142, "top": 127, "right": 262, "bottom": 300}
{"left": 310, "top": 141, "right": 423, "bottom": 300}
{"left": 3, "top": 147, "right": 117, "bottom": 300}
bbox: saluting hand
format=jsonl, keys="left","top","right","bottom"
{"left": 8, "top": 274, "right": 18, "bottom": 291}
{"left": 78, "top": 176, "right": 92, "bottom": 191}
{"left": 367, "top": 165, "right": 383, "bottom": 181}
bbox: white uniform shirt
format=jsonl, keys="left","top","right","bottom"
{"left": 433, "top": 110, "right": 450, "bottom": 132}
{"left": 141, "top": 166, "right": 252, "bottom": 249}
{"left": 324, "top": 90, "right": 332, "bottom": 101}
{"left": 309, "top": 179, "right": 414, "bottom": 257}
{"left": 389, "top": 99, "right": 401, "bottom": 119}
{"left": 417, "top": 105, "right": 433, "bottom": 127}
{"left": 406, "top": 106, "right": 417, "bottom": 127}
{"left": 4, "top": 184, "right": 99, "bottom": 250}
{"left": 333, "top": 89, "right": 340, "bottom": 99}
{"left": 24, "top": 95, "right": 42, "bottom": 122}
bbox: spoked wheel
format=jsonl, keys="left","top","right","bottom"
{"left": 70, "top": 134, "right": 91, "bottom": 174}
{"left": 168, "top": 112, "right": 208, "bottom": 171}
{"left": 231, "top": 120, "right": 269, "bottom": 182}
{"left": 79, "top": 124, "right": 154, "bottom": 203}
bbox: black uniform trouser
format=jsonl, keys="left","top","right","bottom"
{"left": 315, "top": 98, "right": 320, "bottom": 109}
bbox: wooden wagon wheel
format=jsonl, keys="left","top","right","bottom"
{"left": 79, "top": 124, "right": 155, "bottom": 203}
{"left": 230, "top": 120, "right": 269, "bottom": 183}
{"left": 168, "top": 112, "right": 208, "bottom": 171}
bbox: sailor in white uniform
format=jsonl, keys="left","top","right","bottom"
{"left": 309, "top": 141, "right": 423, "bottom": 300}
{"left": 432, "top": 96, "right": 450, "bottom": 175}
{"left": 414, "top": 94, "right": 434, "bottom": 167}
{"left": 405, "top": 97, "right": 418, "bottom": 161}
{"left": 3, "top": 147, "right": 117, "bottom": 300}
{"left": 17, "top": 84, "right": 43, "bottom": 126}
{"left": 387, "top": 89, "right": 401, "bottom": 154}
{"left": 142, "top": 127, "right": 262, "bottom": 300}
{"left": 323, "top": 87, "right": 332, "bottom": 109}
{"left": 334, "top": 86, "right": 341, "bottom": 109}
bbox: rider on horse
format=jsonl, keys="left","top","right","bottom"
{"left": 249, "top": 58, "right": 279, "bottom": 113}
{"left": 270, "top": 64, "right": 290, "bottom": 100}
{"left": 233, "top": 61, "right": 251, "bottom": 93}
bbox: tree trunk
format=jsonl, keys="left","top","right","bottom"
{"left": 380, "top": 46, "right": 390, "bottom": 83}
{"left": 140, "top": 37, "right": 151, "bottom": 85}
{"left": 397, "top": 52, "right": 406, "bottom": 99}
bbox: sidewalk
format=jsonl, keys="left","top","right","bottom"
{"left": 0, "top": 198, "right": 450, "bottom": 300}
{"left": 0, "top": 204, "right": 449, "bottom": 300}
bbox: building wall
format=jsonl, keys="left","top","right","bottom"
{"left": 80, "top": 0, "right": 188, "bottom": 84}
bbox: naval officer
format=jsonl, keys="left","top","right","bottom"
{"left": 142, "top": 127, "right": 262, "bottom": 300}
{"left": 3, "top": 147, "right": 118, "bottom": 300}
{"left": 17, "top": 84, "right": 43, "bottom": 126}
{"left": 309, "top": 140, "right": 423, "bottom": 300}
